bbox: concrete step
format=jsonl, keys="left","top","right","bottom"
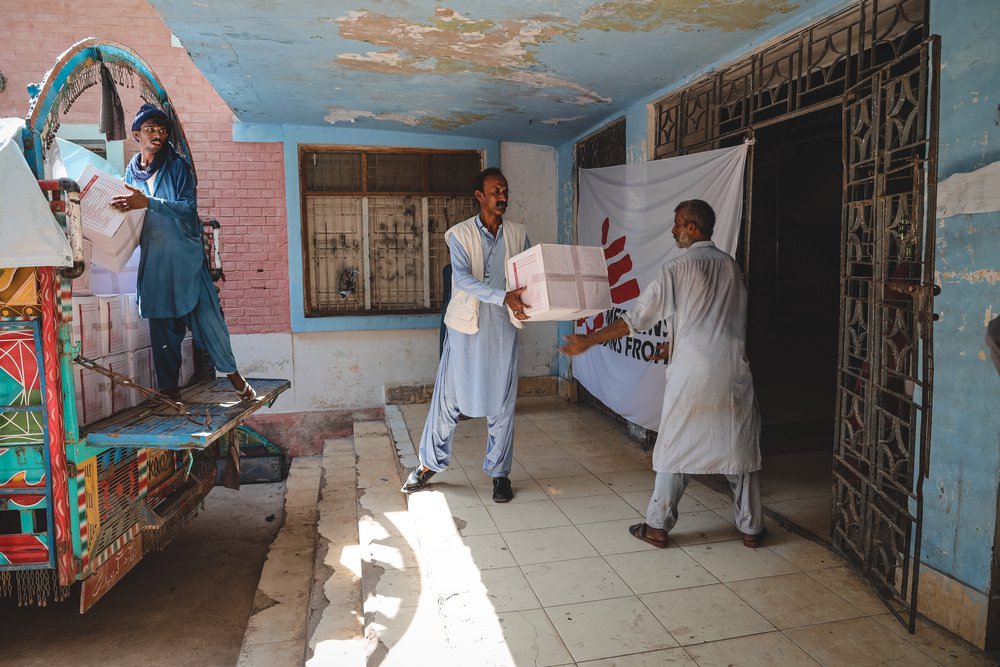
{"left": 304, "top": 435, "right": 365, "bottom": 665}
{"left": 237, "top": 456, "right": 322, "bottom": 667}
{"left": 305, "top": 416, "right": 413, "bottom": 666}
{"left": 300, "top": 408, "right": 491, "bottom": 665}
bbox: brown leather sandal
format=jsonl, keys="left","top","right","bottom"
{"left": 629, "top": 522, "right": 670, "bottom": 548}
{"left": 742, "top": 527, "right": 768, "bottom": 548}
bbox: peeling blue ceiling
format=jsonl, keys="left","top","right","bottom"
{"left": 148, "top": 0, "right": 849, "bottom": 145}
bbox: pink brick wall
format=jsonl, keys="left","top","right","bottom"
{"left": 0, "top": 1, "right": 290, "bottom": 334}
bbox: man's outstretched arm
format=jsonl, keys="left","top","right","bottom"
{"left": 559, "top": 319, "right": 630, "bottom": 356}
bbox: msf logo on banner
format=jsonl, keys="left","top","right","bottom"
{"left": 576, "top": 217, "right": 669, "bottom": 365}
{"left": 576, "top": 217, "right": 640, "bottom": 334}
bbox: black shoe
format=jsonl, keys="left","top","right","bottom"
{"left": 492, "top": 476, "right": 513, "bottom": 503}
{"left": 401, "top": 467, "right": 435, "bottom": 493}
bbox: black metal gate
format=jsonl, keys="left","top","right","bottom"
{"left": 833, "top": 37, "right": 939, "bottom": 632}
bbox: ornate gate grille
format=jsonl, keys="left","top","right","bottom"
{"left": 650, "top": 0, "right": 937, "bottom": 631}
{"left": 653, "top": 0, "right": 927, "bottom": 159}
{"left": 834, "top": 37, "right": 939, "bottom": 631}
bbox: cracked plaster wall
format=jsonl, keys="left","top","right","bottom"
{"left": 922, "top": 0, "right": 1000, "bottom": 596}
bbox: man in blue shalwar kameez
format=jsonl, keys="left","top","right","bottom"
{"left": 110, "top": 104, "right": 254, "bottom": 402}
{"left": 402, "top": 167, "right": 530, "bottom": 503}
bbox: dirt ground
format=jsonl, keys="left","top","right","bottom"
{"left": 0, "top": 482, "right": 284, "bottom": 667}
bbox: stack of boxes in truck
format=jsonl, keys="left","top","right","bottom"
{"left": 71, "top": 276, "right": 195, "bottom": 426}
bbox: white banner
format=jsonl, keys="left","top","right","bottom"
{"left": 573, "top": 143, "right": 750, "bottom": 430}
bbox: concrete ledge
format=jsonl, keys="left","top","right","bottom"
{"left": 239, "top": 457, "right": 322, "bottom": 667}
{"left": 558, "top": 377, "right": 578, "bottom": 402}
{"left": 306, "top": 438, "right": 366, "bottom": 665}
{"left": 384, "top": 405, "right": 419, "bottom": 469}
{"left": 517, "top": 375, "right": 559, "bottom": 396}
{"left": 384, "top": 383, "right": 434, "bottom": 405}
{"left": 247, "top": 408, "right": 384, "bottom": 457}
{"left": 918, "top": 563, "right": 1000, "bottom": 650}
{"left": 385, "top": 375, "right": 561, "bottom": 406}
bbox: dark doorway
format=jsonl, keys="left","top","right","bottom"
{"left": 744, "top": 105, "right": 843, "bottom": 534}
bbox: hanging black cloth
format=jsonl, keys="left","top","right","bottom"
{"left": 99, "top": 60, "right": 126, "bottom": 141}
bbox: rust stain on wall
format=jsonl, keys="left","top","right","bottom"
{"left": 423, "top": 112, "right": 491, "bottom": 130}
{"left": 580, "top": 0, "right": 798, "bottom": 33}
{"left": 937, "top": 269, "right": 1000, "bottom": 285}
{"left": 324, "top": 105, "right": 492, "bottom": 130}
{"left": 337, "top": 9, "right": 568, "bottom": 70}
{"left": 334, "top": 8, "right": 608, "bottom": 107}
{"left": 328, "top": 2, "right": 799, "bottom": 128}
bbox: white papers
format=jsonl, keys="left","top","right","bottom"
{"left": 937, "top": 160, "right": 1000, "bottom": 218}
{"left": 78, "top": 164, "right": 144, "bottom": 272}
{"left": 79, "top": 164, "right": 132, "bottom": 237}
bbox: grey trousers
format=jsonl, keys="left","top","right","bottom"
{"left": 645, "top": 471, "right": 763, "bottom": 535}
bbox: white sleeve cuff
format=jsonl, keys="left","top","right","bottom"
{"left": 620, "top": 313, "right": 638, "bottom": 335}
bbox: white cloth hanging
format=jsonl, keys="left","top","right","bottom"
{"left": 0, "top": 118, "right": 73, "bottom": 268}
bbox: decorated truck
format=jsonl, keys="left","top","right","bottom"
{"left": 0, "top": 38, "right": 289, "bottom": 611}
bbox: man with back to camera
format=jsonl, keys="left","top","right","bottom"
{"left": 401, "top": 167, "right": 531, "bottom": 503}
{"left": 110, "top": 104, "right": 255, "bottom": 402}
{"left": 561, "top": 199, "right": 767, "bottom": 548}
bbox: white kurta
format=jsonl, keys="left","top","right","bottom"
{"left": 622, "top": 240, "right": 760, "bottom": 474}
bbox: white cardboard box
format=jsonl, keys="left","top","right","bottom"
{"left": 128, "top": 347, "right": 155, "bottom": 407}
{"left": 97, "top": 295, "right": 126, "bottom": 357}
{"left": 121, "top": 293, "right": 151, "bottom": 351}
{"left": 100, "top": 352, "right": 131, "bottom": 415}
{"left": 505, "top": 244, "right": 611, "bottom": 321}
{"left": 70, "top": 295, "right": 102, "bottom": 359}
{"left": 74, "top": 364, "right": 108, "bottom": 427}
{"left": 78, "top": 164, "right": 144, "bottom": 273}
{"left": 91, "top": 247, "right": 139, "bottom": 295}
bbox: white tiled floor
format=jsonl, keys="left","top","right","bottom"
{"left": 366, "top": 397, "right": 996, "bottom": 666}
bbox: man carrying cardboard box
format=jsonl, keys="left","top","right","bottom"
{"left": 402, "top": 167, "right": 531, "bottom": 503}
{"left": 110, "top": 104, "right": 254, "bottom": 402}
{"left": 560, "top": 200, "right": 766, "bottom": 548}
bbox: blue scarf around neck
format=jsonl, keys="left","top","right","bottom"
{"left": 127, "top": 142, "right": 178, "bottom": 183}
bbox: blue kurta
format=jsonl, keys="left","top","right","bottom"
{"left": 446, "top": 217, "right": 528, "bottom": 416}
{"left": 126, "top": 151, "right": 238, "bottom": 388}
{"left": 418, "top": 217, "right": 530, "bottom": 477}
{"left": 125, "top": 152, "right": 204, "bottom": 319}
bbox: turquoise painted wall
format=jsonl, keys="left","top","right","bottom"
{"left": 922, "top": 0, "right": 1000, "bottom": 594}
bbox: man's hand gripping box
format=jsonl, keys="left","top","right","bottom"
{"left": 505, "top": 244, "right": 611, "bottom": 321}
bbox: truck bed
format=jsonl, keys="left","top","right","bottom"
{"left": 82, "top": 378, "right": 290, "bottom": 450}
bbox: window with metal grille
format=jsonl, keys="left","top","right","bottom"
{"left": 300, "top": 147, "right": 481, "bottom": 316}
{"left": 575, "top": 117, "right": 626, "bottom": 170}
